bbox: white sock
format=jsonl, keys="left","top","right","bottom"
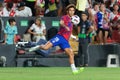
{"left": 71, "top": 64, "right": 77, "bottom": 71}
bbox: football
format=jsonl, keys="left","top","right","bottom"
{"left": 71, "top": 15, "right": 80, "bottom": 25}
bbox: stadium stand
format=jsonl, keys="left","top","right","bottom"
{"left": 0, "top": 16, "right": 119, "bottom": 67}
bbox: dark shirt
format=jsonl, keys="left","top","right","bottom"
{"left": 79, "top": 20, "right": 91, "bottom": 34}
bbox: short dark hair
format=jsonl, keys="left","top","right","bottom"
{"left": 93, "top": 2, "right": 99, "bottom": 7}
{"left": 8, "top": 18, "right": 16, "bottom": 24}
{"left": 7, "top": 2, "right": 13, "bottom": 9}
{"left": 17, "top": 2, "right": 25, "bottom": 8}
{"left": 81, "top": 11, "right": 88, "bottom": 16}
{"left": 113, "top": 3, "right": 119, "bottom": 8}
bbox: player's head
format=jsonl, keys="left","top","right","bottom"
{"left": 35, "top": 17, "right": 41, "bottom": 26}
{"left": 7, "top": 2, "right": 13, "bottom": 11}
{"left": 81, "top": 11, "right": 88, "bottom": 21}
{"left": 17, "top": 2, "right": 25, "bottom": 10}
{"left": 99, "top": 3, "right": 106, "bottom": 12}
{"left": 8, "top": 18, "right": 16, "bottom": 26}
{"left": 66, "top": 4, "right": 76, "bottom": 17}
{"left": 113, "top": 3, "right": 119, "bottom": 11}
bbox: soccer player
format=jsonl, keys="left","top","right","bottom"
{"left": 78, "top": 11, "right": 93, "bottom": 67}
{"left": 3, "top": 18, "right": 18, "bottom": 44}
{"left": 29, "top": 4, "right": 84, "bottom": 74}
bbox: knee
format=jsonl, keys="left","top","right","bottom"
{"left": 40, "top": 45, "right": 49, "bottom": 50}
{"left": 41, "top": 46, "right": 49, "bottom": 50}
{"left": 43, "top": 47, "right": 49, "bottom": 50}
{"left": 65, "top": 49, "right": 75, "bottom": 57}
{"left": 69, "top": 52, "right": 74, "bottom": 58}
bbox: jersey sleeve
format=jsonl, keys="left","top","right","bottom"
{"left": 42, "top": 23, "right": 46, "bottom": 30}
{"left": 4, "top": 26, "right": 8, "bottom": 34}
{"left": 30, "top": 24, "right": 35, "bottom": 30}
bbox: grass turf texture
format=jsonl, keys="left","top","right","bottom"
{"left": 0, "top": 67, "right": 120, "bottom": 80}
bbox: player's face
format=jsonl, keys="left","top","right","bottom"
{"left": 68, "top": 7, "right": 75, "bottom": 17}
{"left": 12, "top": 21, "right": 16, "bottom": 26}
{"left": 100, "top": 4, "right": 106, "bottom": 12}
{"left": 113, "top": 5, "right": 119, "bottom": 11}
{"left": 94, "top": 5, "right": 99, "bottom": 11}
{"left": 35, "top": 19, "right": 41, "bottom": 25}
{"left": 82, "top": 14, "right": 88, "bottom": 21}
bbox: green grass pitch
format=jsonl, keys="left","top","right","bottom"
{"left": 0, "top": 67, "right": 120, "bottom": 80}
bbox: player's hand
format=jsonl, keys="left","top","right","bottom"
{"left": 104, "top": 13, "right": 108, "bottom": 20}
{"left": 60, "top": 20, "right": 64, "bottom": 26}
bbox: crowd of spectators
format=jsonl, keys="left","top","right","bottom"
{"left": 0, "top": 0, "right": 120, "bottom": 44}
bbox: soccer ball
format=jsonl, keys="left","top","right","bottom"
{"left": 71, "top": 15, "right": 80, "bottom": 25}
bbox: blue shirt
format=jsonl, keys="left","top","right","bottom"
{"left": 97, "top": 11, "right": 110, "bottom": 30}
{"left": 97, "top": 11, "right": 104, "bottom": 29}
{"left": 4, "top": 25, "right": 18, "bottom": 44}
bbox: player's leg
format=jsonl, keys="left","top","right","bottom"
{"left": 78, "top": 40, "right": 84, "bottom": 67}
{"left": 29, "top": 41, "right": 53, "bottom": 52}
{"left": 64, "top": 48, "right": 78, "bottom": 74}
{"left": 40, "top": 41, "right": 53, "bottom": 50}
{"left": 98, "top": 29, "right": 104, "bottom": 44}
{"left": 103, "top": 30, "right": 109, "bottom": 44}
{"left": 29, "top": 34, "right": 60, "bottom": 52}
{"left": 64, "top": 48, "right": 84, "bottom": 74}
{"left": 64, "top": 48, "right": 75, "bottom": 65}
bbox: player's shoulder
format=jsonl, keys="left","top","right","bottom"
{"left": 31, "top": 23, "right": 36, "bottom": 26}
{"left": 61, "top": 15, "right": 70, "bottom": 21}
{"left": 62, "top": 15, "right": 69, "bottom": 18}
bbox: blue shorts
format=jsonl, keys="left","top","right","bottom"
{"left": 49, "top": 34, "right": 70, "bottom": 50}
